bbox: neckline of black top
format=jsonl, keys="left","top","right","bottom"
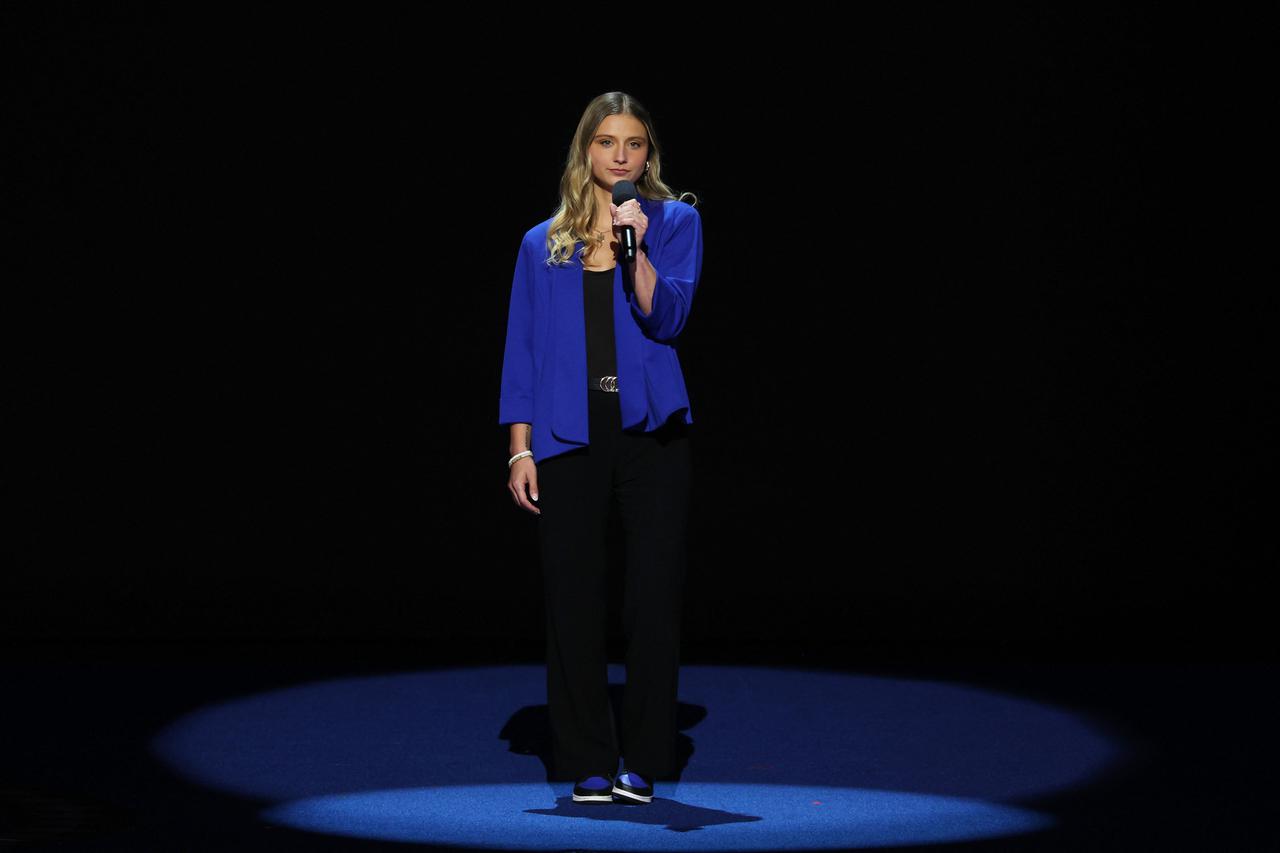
{"left": 584, "top": 266, "right": 616, "bottom": 273}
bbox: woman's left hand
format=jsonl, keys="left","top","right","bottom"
{"left": 611, "top": 200, "right": 648, "bottom": 256}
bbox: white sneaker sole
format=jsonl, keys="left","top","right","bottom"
{"left": 611, "top": 786, "right": 653, "bottom": 803}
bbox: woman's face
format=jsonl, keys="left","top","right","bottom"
{"left": 589, "top": 113, "right": 650, "bottom": 191}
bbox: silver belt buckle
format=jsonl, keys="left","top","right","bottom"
{"left": 597, "top": 375, "right": 619, "bottom": 392}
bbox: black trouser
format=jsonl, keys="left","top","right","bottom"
{"left": 536, "top": 387, "right": 692, "bottom": 782}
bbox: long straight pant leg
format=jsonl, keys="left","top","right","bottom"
{"left": 535, "top": 392, "right": 621, "bottom": 779}
{"left": 615, "top": 416, "right": 691, "bottom": 781}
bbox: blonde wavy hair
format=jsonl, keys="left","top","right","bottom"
{"left": 545, "top": 92, "right": 698, "bottom": 267}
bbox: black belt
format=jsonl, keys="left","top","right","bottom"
{"left": 589, "top": 375, "right": 619, "bottom": 392}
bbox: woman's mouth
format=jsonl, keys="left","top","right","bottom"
{"left": 609, "top": 169, "right": 629, "bottom": 175}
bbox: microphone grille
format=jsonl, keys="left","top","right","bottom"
{"left": 611, "top": 180, "right": 637, "bottom": 205}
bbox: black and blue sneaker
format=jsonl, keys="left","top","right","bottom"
{"left": 611, "top": 769, "right": 653, "bottom": 803}
{"left": 572, "top": 772, "right": 615, "bottom": 803}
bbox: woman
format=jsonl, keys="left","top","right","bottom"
{"left": 498, "top": 91, "right": 703, "bottom": 805}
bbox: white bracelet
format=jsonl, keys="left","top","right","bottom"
{"left": 508, "top": 450, "right": 533, "bottom": 469}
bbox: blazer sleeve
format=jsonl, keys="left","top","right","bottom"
{"left": 498, "top": 234, "right": 536, "bottom": 425}
{"left": 629, "top": 202, "right": 703, "bottom": 343}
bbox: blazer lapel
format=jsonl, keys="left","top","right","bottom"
{"left": 550, "top": 249, "right": 588, "bottom": 445}
{"left": 616, "top": 195, "right": 666, "bottom": 431}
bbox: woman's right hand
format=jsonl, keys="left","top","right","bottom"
{"left": 508, "top": 457, "right": 541, "bottom": 515}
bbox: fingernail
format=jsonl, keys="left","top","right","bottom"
{"left": 532, "top": 493, "right": 538, "bottom": 500}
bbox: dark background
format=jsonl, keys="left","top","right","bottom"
{"left": 6, "top": 8, "right": 1271, "bottom": 663}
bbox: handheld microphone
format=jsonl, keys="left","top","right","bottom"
{"left": 611, "top": 179, "right": 638, "bottom": 262}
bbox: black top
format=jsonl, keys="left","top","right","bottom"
{"left": 583, "top": 266, "right": 617, "bottom": 382}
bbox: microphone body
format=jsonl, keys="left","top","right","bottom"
{"left": 612, "top": 180, "right": 638, "bottom": 262}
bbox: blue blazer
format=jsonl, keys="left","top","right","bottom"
{"left": 498, "top": 195, "right": 703, "bottom": 463}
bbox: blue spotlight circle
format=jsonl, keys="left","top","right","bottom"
{"left": 151, "top": 664, "right": 1122, "bottom": 847}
